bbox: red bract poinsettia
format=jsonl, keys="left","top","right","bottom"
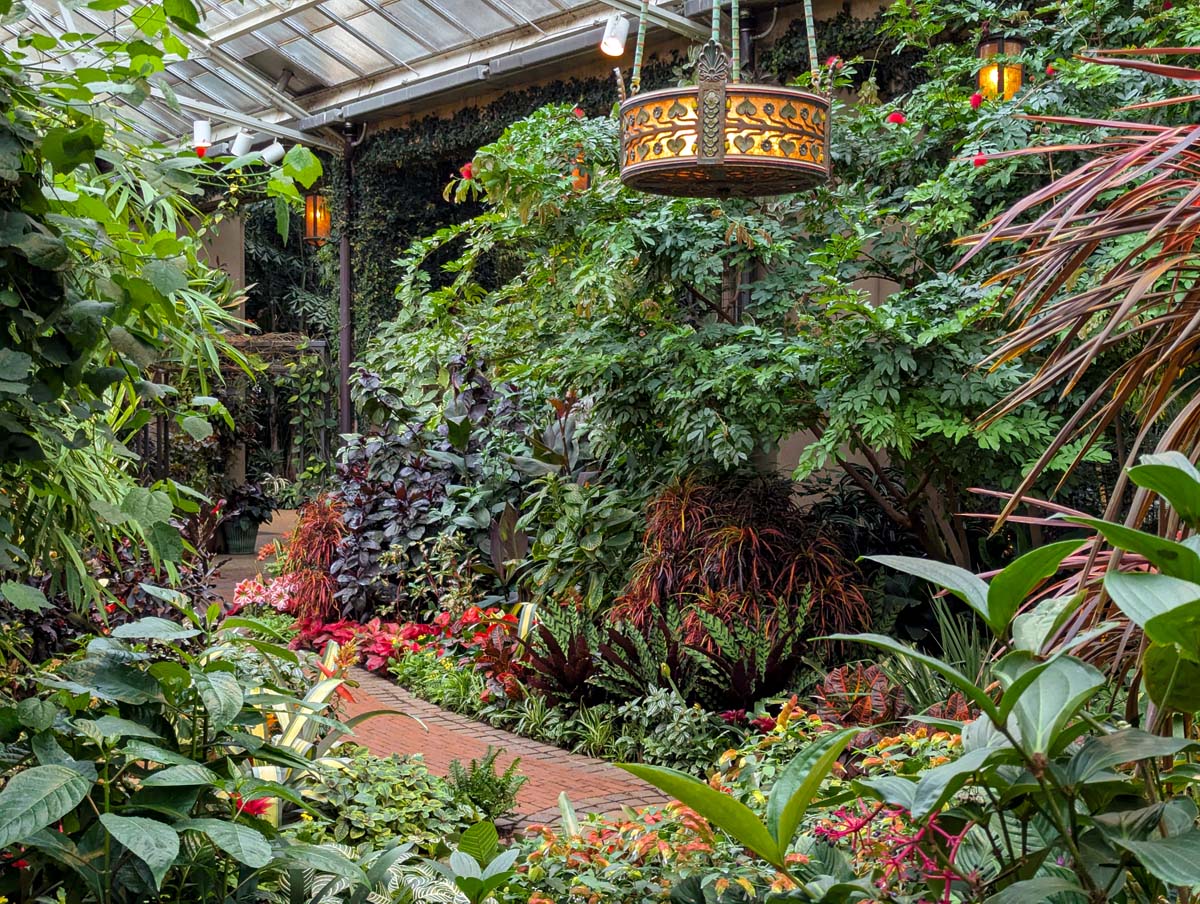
{"left": 232, "top": 794, "right": 272, "bottom": 817}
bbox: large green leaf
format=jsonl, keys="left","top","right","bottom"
{"left": 1143, "top": 642, "right": 1200, "bottom": 713}
{"left": 1006, "top": 656, "right": 1103, "bottom": 754}
{"left": 275, "top": 843, "right": 367, "bottom": 885}
{"left": 826, "top": 633, "right": 1000, "bottom": 721}
{"left": 112, "top": 617, "right": 200, "bottom": 642}
{"left": 1103, "top": 572, "right": 1200, "bottom": 642}
{"left": 984, "top": 877, "right": 1087, "bottom": 903}
{"left": 178, "top": 818, "right": 271, "bottom": 868}
{"left": 1, "top": 580, "right": 49, "bottom": 613}
{"left": 618, "top": 763, "right": 782, "bottom": 867}
{"left": 1116, "top": 829, "right": 1200, "bottom": 887}
{"left": 986, "top": 540, "right": 1086, "bottom": 634}
{"left": 121, "top": 487, "right": 173, "bottom": 528}
{"left": 191, "top": 667, "right": 243, "bottom": 731}
{"left": 0, "top": 764, "right": 91, "bottom": 848}
{"left": 867, "top": 556, "right": 991, "bottom": 630}
{"left": 140, "top": 763, "right": 220, "bottom": 786}
{"left": 1068, "top": 729, "right": 1197, "bottom": 784}
{"left": 1128, "top": 453, "right": 1200, "bottom": 530}
{"left": 1011, "top": 596, "right": 1078, "bottom": 654}
{"left": 911, "top": 747, "right": 995, "bottom": 818}
{"left": 1068, "top": 516, "right": 1200, "bottom": 581}
{"left": 457, "top": 821, "right": 499, "bottom": 865}
{"left": 282, "top": 144, "right": 323, "bottom": 189}
{"left": 99, "top": 813, "right": 179, "bottom": 890}
{"left": 765, "top": 728, "right": 857, "bottom": 852}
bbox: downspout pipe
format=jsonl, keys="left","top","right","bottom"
{"left": 338, "top": 124, "right": 355, "bottom": 436}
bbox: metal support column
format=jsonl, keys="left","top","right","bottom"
{"left": 338, "top": 127, "right": 355, "bottom": 436}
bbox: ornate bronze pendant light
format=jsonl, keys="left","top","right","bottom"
{"left": 618, "top": 0, "right": 830, "bottom": 198}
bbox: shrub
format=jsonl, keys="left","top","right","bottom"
{"left": 297, "top": 746, "right": 472, "bottom": 852}
{"left": 611, "top": 473, "right": 870, "bottom": 707}
{"left": 814, "top": 663, "right": 910, "bottom": 748}
{"left": 276, "top": 493, "right": 345, "bottom": 621}
{"left": 446, "top": 746, "right": 528, "bottom": 822}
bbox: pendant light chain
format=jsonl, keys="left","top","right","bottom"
{"left": 803, "top": 0, "right": 818, "bottom": 77}
{"left": 631, "top": 0, "right": 650, "bottom": 94}
{"left": 730, "top": 0, "right": 740, "bottom": 82}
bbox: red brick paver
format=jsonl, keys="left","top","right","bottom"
{"left": 341, "top": 668, "right": 667, "bottom": 828}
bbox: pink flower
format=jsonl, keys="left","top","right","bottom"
{"left": 885, "top": 110, "right": 907, "bottom": 125}
{"left": 460, "top": 161, "right": 474, "bottom": 180}
{"left": 969, "top": 92, "right": 983, "bottom": 109}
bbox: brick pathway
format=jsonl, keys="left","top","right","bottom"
{"left": 341, "top": 668, "right": 667, "bottom": 829}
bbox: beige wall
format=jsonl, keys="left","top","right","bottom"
{"left": 197, "top": 216, "right": 246, "bottom": 294}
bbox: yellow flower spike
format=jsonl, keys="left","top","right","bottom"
{"left": 737, "top": 878, "right": 756, "bottom": 895}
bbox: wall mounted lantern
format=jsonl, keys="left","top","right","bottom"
{"left": 977, "top": 34, "right": 1026, "bottom": 100}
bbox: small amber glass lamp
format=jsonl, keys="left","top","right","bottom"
{"left": 977, "top": 34, "right": 1026, "bottom": 100}
{"left": 303, "top": 192, "right": 331, "bottom": 247}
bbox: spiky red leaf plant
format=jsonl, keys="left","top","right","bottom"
{"left": 959, "top": 48, "right": 1200, "bottom": 533}
{"left": 610, "top": 473, "right": 869, "bottom": 705}
{"left": 281, "top": 494, "right": 345, "bottom": 620}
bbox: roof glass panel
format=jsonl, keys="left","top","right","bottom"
{"left": 377, "top": 0, "right": 474, "bottom": 47}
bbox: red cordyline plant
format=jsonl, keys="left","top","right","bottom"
{"left": 612, "top": 473, "right": 869, "bottom": 647}
{"left": 280, "top": 494, "right": 345, "bottom": 621}
{"left": 960, "top": 48, "right": 1200, "bottom": 533}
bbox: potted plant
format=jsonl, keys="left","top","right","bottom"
{"left": 222, "top": 481, "right": 275, "bottom": 555}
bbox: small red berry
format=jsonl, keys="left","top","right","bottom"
{"left": 459, "top": 161, "right": 473, "bottom": 180}
{"left": 885, "top": 110, "right": 907, "bottom": 125}
{"left": 969, "top": 92, "right": 983, "bottom": 109}
{"left": 973, "top": 153, "right": 988, "bottom": 167}
{"left": 1046, "top": 64, "right": 1057, "bottom": 76}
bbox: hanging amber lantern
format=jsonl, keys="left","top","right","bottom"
{"left": 303, "top": 191, "right": 331, "bottom": 246}
{"left": 977, "top": 34, "right": 1026, "bottom": 100}
{"left": 617, "top": 0, "right": 830, "bottom": 198}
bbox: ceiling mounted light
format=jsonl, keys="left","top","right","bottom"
{"left": 601, "top": 13, "right": 629, "bottom": 57}
{"left": 261, "top": 140, "right": 285, "bottom": 164}
{"left": 977, "top": 33, "right": 1026, "bottom": 100}
{"left": 192, "top": 119, "right": 212, "bottom": 158}
{"left": 230, "top": 130, "right": 254, "bottom": 157}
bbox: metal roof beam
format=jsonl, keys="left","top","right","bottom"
{"left": 205, "top": 0, "right": 327, "bottom": 44}
{"left": 151, "top": 88, "right": 342, "bottom": 151}
{"left": 595, "top": 0, "right": 708, "bottom": 41}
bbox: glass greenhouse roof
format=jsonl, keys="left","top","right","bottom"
{"left": 7, "top": 0, "right": 705, "bottom": 149}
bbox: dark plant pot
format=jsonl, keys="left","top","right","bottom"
{"left": 224, "top": 517, "right": 260, "bottom": 555}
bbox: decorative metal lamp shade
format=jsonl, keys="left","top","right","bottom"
{"left": 617, "top": 0, "right": 829, "bottom": 199}
{"left": 977, "top": 34, "right": 1026, "bottom": 100}
{"left": 304, "top": 192, "right": 331, "bottom": 246}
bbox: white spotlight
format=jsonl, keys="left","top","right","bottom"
{"left": 261, "top": 140, "right": 285, "bottom": 164}
{"left": 600, "top": 13, "right": 629, "bottom": 57}
{"left": 230, "top": 130, "right": 254, "bottom": 157}
{"left": 192, "top": 119, "right": 212, "bottom": 157}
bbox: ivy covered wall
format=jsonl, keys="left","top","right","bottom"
{"left": 339, "top": 6, "right": 923, "bottom": 341}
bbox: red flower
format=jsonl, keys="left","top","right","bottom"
{"left": 825, "top": 55, "right": 843, "bottom": 69}
{"left": 750, "top": 715, "right": 777, "bottom": 733}
{"left": 232, "top": 794, "right": 272, "bottom": 817}
{"left": 459, "top": 161, "right": 474, "bottom": 180}
{"left": 719, "top": 709, "right": 748, "bottom": 725}
{"left": 969, "top": 92, "right": 983, "bottom": 109}
{"left": 973, "top": 153, "right": 988, "bottom": 167}
{"left": 572, "top": 106, "right": 585, "bottom": 118}
{"left": 885, "top": 110, "right": 907, "bottom": 125}
{"left": 13, "top": 858, "right": 29, "bottom": 869}
{"left": 1045, "top": 64, "right": 1057, "bottom": 76}
{"left": 104, "top": 602, "right": 117, "bottom": 614}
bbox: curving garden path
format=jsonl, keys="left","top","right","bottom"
{"left": 342, "top": 668, "right": 667, "bottom": 829}
{"left": 213, "top": 513, "right": 666, "bottom": 829}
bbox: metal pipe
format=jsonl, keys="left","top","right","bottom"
{"left": 338, "top": 129, "right": 354, "bottom": 436}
